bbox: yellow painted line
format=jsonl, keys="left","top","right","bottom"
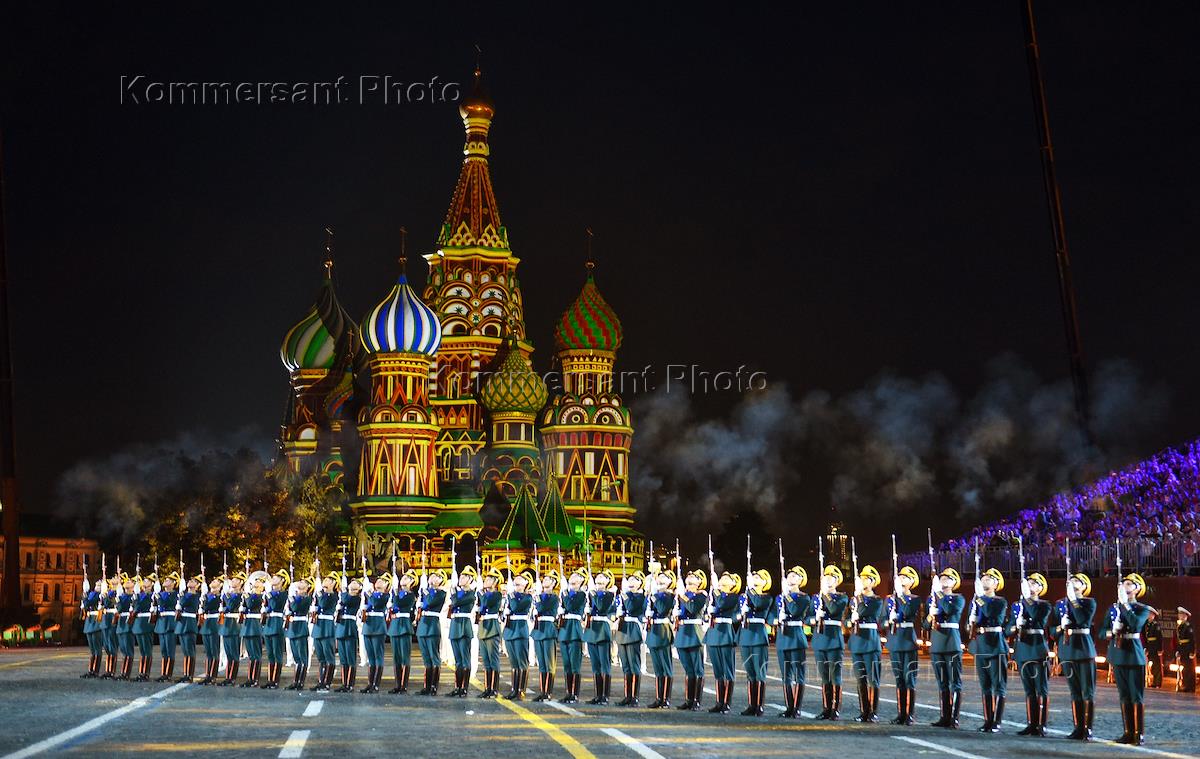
{"left": 0, "top": 654, "right": 76, "bottom": 669}
{"left": 472, "top": 678, "right": 594, "bottom": 759}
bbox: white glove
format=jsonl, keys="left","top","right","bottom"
{"left": 850, "top": 611, "right": 860, "bottom": 623}
{"left": 1020, "top": 579, "right": 1031, "bottom": 601}
{"left": 1066, "top": 582, "right": 1077, "bottom": 603}
{"left": 1060, "top": 614, "right": 1070, "bottom": 628}
{"left": 853, "top": 577, "right": 863, "bottom": 596}
{"left": 974, "top": 578, "right": 985, "bottom": 598}
{"left": 888, "top": 610, "right": 898, "bottom": 623}
{"left": 815, "top": 608, "right": 825, "bottom": 620}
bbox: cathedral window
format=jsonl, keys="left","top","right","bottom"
{"left": 585, "top": 452, "right": 594, "bottom": 475}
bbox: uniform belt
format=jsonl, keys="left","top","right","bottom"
{"left": 391, "top": 613, "right": 410, "bottom": 618}
{"left": 1068, "top": 628, "right": 1091, "bottom": 634}
{"left": 714, "top": 617, "right": 732, "bottom": 624}
{"left": 507, "top": 615, "right": 529, "bottom": 621}
{"left": 680, "top": 619, "right": 702, "bottom": 625}
{"left": 823, "top": 620, "right": 843, "bottom": 627}
{"left": 1121, "top": 633, "right": 1140, "bottom": 640}
{"left": 481, "top": 614, "right": 499, "bottom": 620}
{"left": 564, "top": 614, "right": 583, "bottom": 620}
{"left": 179, "top": 613, "right": 197, "bottom": 619}
{"left": 268, "top": 612, "right": 286, "bottom": 618}
{"left": 979, "top": 626, "right": 1003, "bottom": 633}
{"left": 746, "top": 617, "right": 766, "bottom": 624}
{"left": 652, "top": 618, "right": 670, "bottom": 624}
{"left": 897, "top": 622, "right": 914, "bottom": 628}
{"left": 1022, "top": 629, "right": 1044, "bottom": 634}
{"left": 105, "top": 610, "right": 119, "bottom": 615}
{"left": 452, "top": 612, "right": 474, "bottom": 618}
{"left": 423, "top": 611, "right": 445, "bottom": 618}
{"left": 367, "top": 612, "right": 386, "bottom": 617}
{"left": 786, "top": 621, "right": 806, "bottom": 627}
{"left": 316, "top": 614, "right": 335, "bottom": 620}
{"left": 136, "top": 612, "right": 152, "bottom": 617}
{"left": 537, "top": 615, "right": 556, "bottom": 622}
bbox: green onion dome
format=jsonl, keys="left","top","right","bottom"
{"left": 281, "top": 274, "right": 350, "bottom": 372}
{"left": 554, "top": 265, "right": 622, "bottom": 353}
{"left": 480, "top": 336, "right": 548, "bottom": 414}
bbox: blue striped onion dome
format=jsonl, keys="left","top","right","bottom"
{"left": 281, "top": 276, "right": 350, "bottom": 371}
{"left": 360, "top": 273, "right": 442, "bottom": 356}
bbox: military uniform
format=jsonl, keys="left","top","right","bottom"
{"left": 1012, "top": 580, "right": 1052, "bottom": 736}
{"left": 198, "top": 585, "right": 222, "bottom": 684}
{"left": 154, "top": 585, "right": 179, "bottom": 681}
{"left": 968, "top": 591, "right": 1011, "bottom": 732}
{"left": 81, "top": 589, "right": 104, "bottom": 678}
{"left": 704, "top": 587, "right": 741, "bottom": 714}
{"left": 1103, "top": 578, "right": 1152, "bottom": 745}
{"left": 115, "top": 588, "right": 135, "bottom": 680}
{"left": 531, "top": 589, "right": 560, "bottom": 700}
{"left": 476, "top": 583, "right": 503, "bottom": 698}
{"left": 1143, "top": 616, "right": 1162, "bottom": 687}
{"left": 416, "top": 583, "right": 447, "bottom": 695}
{"left": 1053, "top": 575, "right": 1097, "bottom": 740}
{"left": 501, "top": 584, "right": 533, "bottom": 700}
{"left": 131, "top": 588, "right": 156, "bottom": 681}
{"left": 812, "top": 583, "right": 848, "bottom": 719}
{"left": 738, "top": 579, "right": 774, "bottom": 717}
{"left": 334, "top": 589, "right": 361, "bottom": 692}
{"left": 447, "top": 584, "right": 478, "bottom": 697}
{"left": 773, "top": 585, "right": 814, "bottom": 719}
{"left": 645, "top": 588, "right": 675, "bottom": 708}
{"left": 217, "top": 586, "right": 243, "bottom": 685}
{"left": 240, "top": 591, "right": 265, "bottom": 687}
{"left": 173, "top": 585, "right": 201, "bottom": 682}
{"left": 1178, "top": 612, "right": 1195, "bottom": 692}
{"left": 310, "top": 587, "right": 339, "bottom": 691}
{"left": 583, "top": 585, "right": 617, "bottom": 705}
{"left": 101, "top": 587, "right": 120, "bottom": 678}
{"left": 615, "top": 586, "right": 648, "bottom": 705}
{"left": 886, "top": 590, "right": 923, "bottom": 725}
{"left": 387, "top": 584, "right": 417, "bottom": 694}
{"left": 925, "top": 574, "right": 965, "bottom": 728}
{"left": 285, "top": 589, "right": 312, "bottom": 690}
{"left": 675, "top": 585, "right": 708, "bottom": 710}
{"left": 361, "top": 587, "right": 389, "bottom": 693}
{"left": 848, "top": 592, "right": 886, "bottom": 723}
{"left": 262, "top": 586, "right": 289, "bottom": 689}
{"left": 558, "top": 587, "right": 587, "bottom": 704}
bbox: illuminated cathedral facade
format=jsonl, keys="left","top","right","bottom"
{"left": 278, "top": 68, "right": 644, "bottom": 576}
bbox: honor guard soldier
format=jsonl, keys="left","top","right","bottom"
{"left": 476, "top": 568, "right": 504, "bottom": 698}
{"left": 1177, "top": 607, "right": 1195, "bottom": 692}
{"left": 447, "top": 566, "right": 479, "bottom": 698}
{"left": 615, "top": 571, "right": 648, "bottom": 706}
{"left": 558, "top": 570, "right": 588, "bottom": 704}
{"left": 387, "top": 569, "right": 418, "bottom": 694}
{"left": 1104, "top": 572, "right": 1152, "bottom": 745}
{"left": 154, "top": 572, "right": 180, "bottom": 682}
{"left": 198, "top": 575, "right": 223, "bottom": 684}
{"left": 311, "top": 572, "right": 339, "bottom": 692}
{"left": 361, "top": 574, "right": 391, "bottom": 694}
{"left": 1054, "top": 571, "right": 1097, "bottom": 740}
{"left": 704, "top": 571, "right": 742, "bottom": 714}
{"left": 583, "top": 570, "right": 617, "bottom": 705}
{"left": 674, "top": 570, "right": 708, "bottom": 711}
{"left": 240, "top": 573, "right": 267, "bottom": 688}
{"left": 739, "top": 569, "right": 774, "bottom": 717}
{"left": 644, "top": 564, "right": 675, "bottom": 708}
{"left": 101, "top": 572, "right": 121, "bottom": 679}
{"left": 115, "top": 575, "right": 136, "bottom": 681}
{"left": 501, "top": 571, "right": 534, "bottom": 700}
{"left": 773, "top": 566, "right": 813, "bottom": 719}
{"left": 416, "top": 569, "right": 448, "bottom": 695}
{"left": 1013, "top": 572, "right": 1052, "bottom": 736}
{"left": 174, "top": 575, "right": 202, "bottom": 683}
{"left": 532, "top": 571, "right": 561, "bottom": 701}
{"left": 926, "top": 568, "right": 965, "bottom": 728}
{"left": 285, "top": 575, "right": 313, "bottom": 690}
{"left": 217, "top": 571, "right": 245, "bottom": 686}
{"left": 80, "top": 576, "right": 105, "bottom": 678}
{"left": 262, "top": 571, "right": 290, "bottom": 689}
{"left": 1144, "top": 609, "right": 1162, "bottom": 688}
{"left": 848, "top": 564, "right": 886, "bottom": 723}
{"left": 886, "top": 566, "right": 922, "bottom": 725}
{"left": 131, "top": 575, "right": 156, "bottom": 682}
{"left": 969, "top": 567, "right": 1010, "bottom": 732}
{"left": 812, "top": 565, "right": 848, "bottom": 720}
{"left": 335, "top": 576, "right": 363, "bottom": 692}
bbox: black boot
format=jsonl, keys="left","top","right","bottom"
{"left": 135, "top": 657, "right": 150, "bottom": 682}
{"left": 335, "top": 664, "right": 350, "bottom": 692}
{"left": 890, "top": 687, "right": 907, "bottom": 725}
{"left": 855, "top": 680, "right": 871, "bottom": 722}
{"left": 503, "top": 669, "right": 522, "bottom": 700}
{"left": 444, "top": 666, "right": 460, "bottom": 697}
{"left": 658, "top": 675, "right": 671, "bottom": 708}
{"left": 418, "top": 667, "right": 432, "bottom": 695}
{"left": 312, "top": 665, "right": 328, "bottom": 692}
{"left": 388, "top": 664, "right": 404, "bottom": 694}
{"left": 931, "top": 690, "right": 952, "bottom": 727}
{"left": 978, "top": 694, "right": 994, "bottom": 732}
{"left": 562, "top": 673, "right": 579, "bottom": 704}
{"left": 629, "top": 673, "right": 641, "bottom": 707}
{"left": 1114, "top": 702, "right": 1134, "bottom": 744}
{"left": 951, "top": 691, "right": 962, "bottom": 728}
{"left": 816, "top": 683, "right": 832, "bottom": 719}
{"left": 1085, "top": 700, "right": 1094, "bottom": 740}
{"left": 1131, "top": 703, "right": 1144, "bottom": 746}
{"left": 1018, "top": 695, "right": 1038, "bottom": 735}
{"left": 361, "top": 665, "right": 377, "bottom": 693}
{"left": 618, "top": 674, "right": 632, "bottom": 706}
{"left": 118, "top": 656, "right": 131, "bottom": 681}
{"left": 780, "top": 680, "right": 797, "bottom": 718}
{"left": 991, "top": 696, "right": 1004, "bottom": 732}
{"left": 677, "top": 676, "right": 695, "bottom": 710}
{"left": 296, "top": 664, "right": 308, "bottom": 691}
{"left": 648, "top": 676, "right": 664, "bottom": 708}
{"left": 1035, "top": 695, "right": 1048, "bottom": 736}
{"left": 1068, "top": 700, "right": 1087, "bottom": 739}
{"left": 831, "top": 685, "right": 842, "bottom": 720}
{"left": 904, "top": 688, "right": 915, "bottom": 725}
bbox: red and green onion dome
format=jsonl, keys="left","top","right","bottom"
{"left": 481, "top": 336, "right": 548, "bottom": 414}
{"left": 554, "top": 266, "right": 622, "bottom": 353}
{"left": 359, "top": 271, "right": 442, "bottom": 356}
{"left": 281, "top": 276, "right": 350, "bottom": 372}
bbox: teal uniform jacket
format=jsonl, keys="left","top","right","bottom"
{"left": 773, "top": 592, "right": 813, "bottom": 651}
{"left": 131, "top": 592, "right": 155, "bottom": 634}
{"left": 311, "top": 591, "right": 338, "bottom": 639}
{"left": 886, "top": 595, "right": 923, "bottom": 652}
{"left": 416, "top": 588, "right": 447, "bottom": 638}
{"left": 286, "top": 595, "right": 312, "bottom": 638}
{"left": 154, "top": 590, "right": 179, "bottom": 634}
{"left": 1053, "top": 596, "right": 1097, "bottom": 660}
{"left": 335, "top": 592, "right": 361, "bottom": 639}
{"left": 116, "top": 593, "right": 134, "bottom": 631}
{"left": 558, "top": 590, "right": 587, "bottom": 642}
{"left": 737, "top": 593, "right": 774, "bottom": 647}
{"left": 200, "top": 593, "right": 222, "bottom": 635}
{"left": 502, "top": 592, "right": 533, "bottom": 641}
{"left": 262, "top": 591, "right": 288, "bottom": 635}
{"left": 616, "top": 592, "right": 647, "bottom": 645}
{"left": 174, "top": 591, "right": 200, "bottom": 635}
{"left": 448, "top": 589, "right": 478, "bottom": 640}
{"left": 1103, "top": 602, "right": 1152, "bottom": 666}
{"left": 674, "top": 592, "right": 707, "bottom": 647}
{"left": 219, "top": 592, "right": 243, "bottom": 636}
{"left": 102, "top": 591, "right": 119, "bottom": 630}
{"left": 811, "top": 593, "right": 848, "bottom": 652}
{"left": 387, "top": 589, "right": 417, "bottom": 636}
{"left": 848, "top": 595, "right": 886, "bottom": 654}
{"left": 926, "top": 593, "right": 965, "bottom": 654}
{"left": 242, "top": 594, "right": 264, "bottom": 637}
{"left": 362, "top": 591, "right": 390, "bottom": 636}
{"left": 967, "top": 595, "right": 1011, "bottom": 656}
{"left": 583, "top": 591, "right": 617, "bottom": 643}
{"left": 703, "top": 592, "right": 741, "bottom": 646}
{"left": 645, "top": 592, "right": 675, "bottom": 647}
{"left": 82, "top": 591, "right": 103, "bottom": 634}
{"left": 477, "top": 591, "right": 503, "bottom": 639}
{"left": 531, "top": 593, "right": 560, "bottom": 640}
{"left": 1012, "top": 598, "right": 1052, "bottom": 661}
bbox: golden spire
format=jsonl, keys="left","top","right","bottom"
{"left": 323, "top": 226, "right": 334, "bottom": 279}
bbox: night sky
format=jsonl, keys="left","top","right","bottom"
{"left": 2, "top": 4, "right": 1198, "bottom": 550}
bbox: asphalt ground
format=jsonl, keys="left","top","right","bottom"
{"left": 0, "top": 648, "right": 1196, "bottom": 758}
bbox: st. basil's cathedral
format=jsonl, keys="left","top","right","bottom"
{"left": 277, "top": 68, "right": 645, "bottom": 576}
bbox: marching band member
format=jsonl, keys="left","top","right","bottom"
{"left": 1178, "top": 607, "right": 1195, "bottom": 692}
{"left": 926, "top": 568, "right": 965, "bottom": 728}
{"left": 968, "top": 568, "right": 1010, "bottom": 732}
{"left": 387, "top": 569, "right": 418, "bottom": 694}
{"left": 240, "top": 574, "right": 266, "bottom": 688}
{"left": 673, "top": 570, "right": 707, "bottom": 711}
{"left": 704, "top": 571, "right": 741, "bottom": 714}
{"left": 1054, "top": 571, "right": 1097, "bottom": 740}
{"left": 1013, "top": 571, "right": 1052, "bottom": 736}
{"left": 217, "top": 572, "right": 245, "bottom": 686}
{"left": 335, "top": 576, "right": 363, "bottom": 692}
{"left": 583, "top": 569, "right": 617, "bottom": 705}
{"left": 644, "top": 565, "right": 675, "bottom": 709}
{"left": 773, "top": 566, "right": 813, "bottom": 719}
{"left": 477, "top": 568, "right": 505, "bottom": 698}
{"left": 531, "top": 571, "right": 561, "bottom": 701}
{"left": 115, "top": 574, "right": 136, "bottom": 681}
{"left": 311, "top": 572, "right": 340, "bottom": 692}
{"left": 812, "top": 565, "right": 848, "bottom": 720}
{"left": 886, "top": 566, "right": 922, "bottom": 725}
{"left": 261, "top": 571, "right": 290, "bottom": 690}
{"left": 446, "top": 565, "right": 479, "bottom": 698}
{"left": 101, "top": 571, "right": 121, "bottom": 679}
{"left": 362, "top": 573, "right": 391, "bottom": 694}
{"left": 154, "top": 572, "right": 180, "bottom": 682}
{"left": 848, "top": 564, "right": 886, "bottom": 723}
{"left": 198, "top": 574, "right": 223, "bottom": 685}
{"left": 1104, "top": 572, "right": 1152, "bottom": 745}
{"left": 738, "top": 569, "right": 774, "bottom": 717}
{"left": 615, "top": 571, "right": 647, "bottom": 706}
{"left": 173, "top": 575, "right": 202, "bottom": 683}
{"left": 501, "top": 570, "right": 534, "bottom": 700}
{"left": 416, "top": 569, "right": 448, "bottom": 696}
{"left": 558, "top": 569, "right": 588, "bottom": 704}
{"left": 131, "top": 575, "right": 156, "bottom": 682}
{"left": 285, "top": 575, "right": 313, "bottom": 690}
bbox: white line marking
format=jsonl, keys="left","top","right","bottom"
{"left": 541, "top": 700, "right": 584, "bottom": 717}
{"left": 0, "top": 684, "right": 188, "bottom": 759}
{"left": 302, "top": 700, "right": 324, "bottom": 717}
{"left": 279, "top": 729, "right": 310, "bottom": 758}
{"left": 600, "top": 728, "right": 666, "bottom": 759}
{"left": 892, "top": 735, "right": 991, "bottom": 759}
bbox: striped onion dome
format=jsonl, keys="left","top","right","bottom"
{"left": 359, "top": 271, "right": 442, "bottom": 356}
{"left": 481, "top": 336, "right": 548, "bottom": 414}
{"left": 280, "top": 275, "right": 350, "bottom": 372}
{"left": 554, "top": 266, "right": 622, "bottom": 353}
